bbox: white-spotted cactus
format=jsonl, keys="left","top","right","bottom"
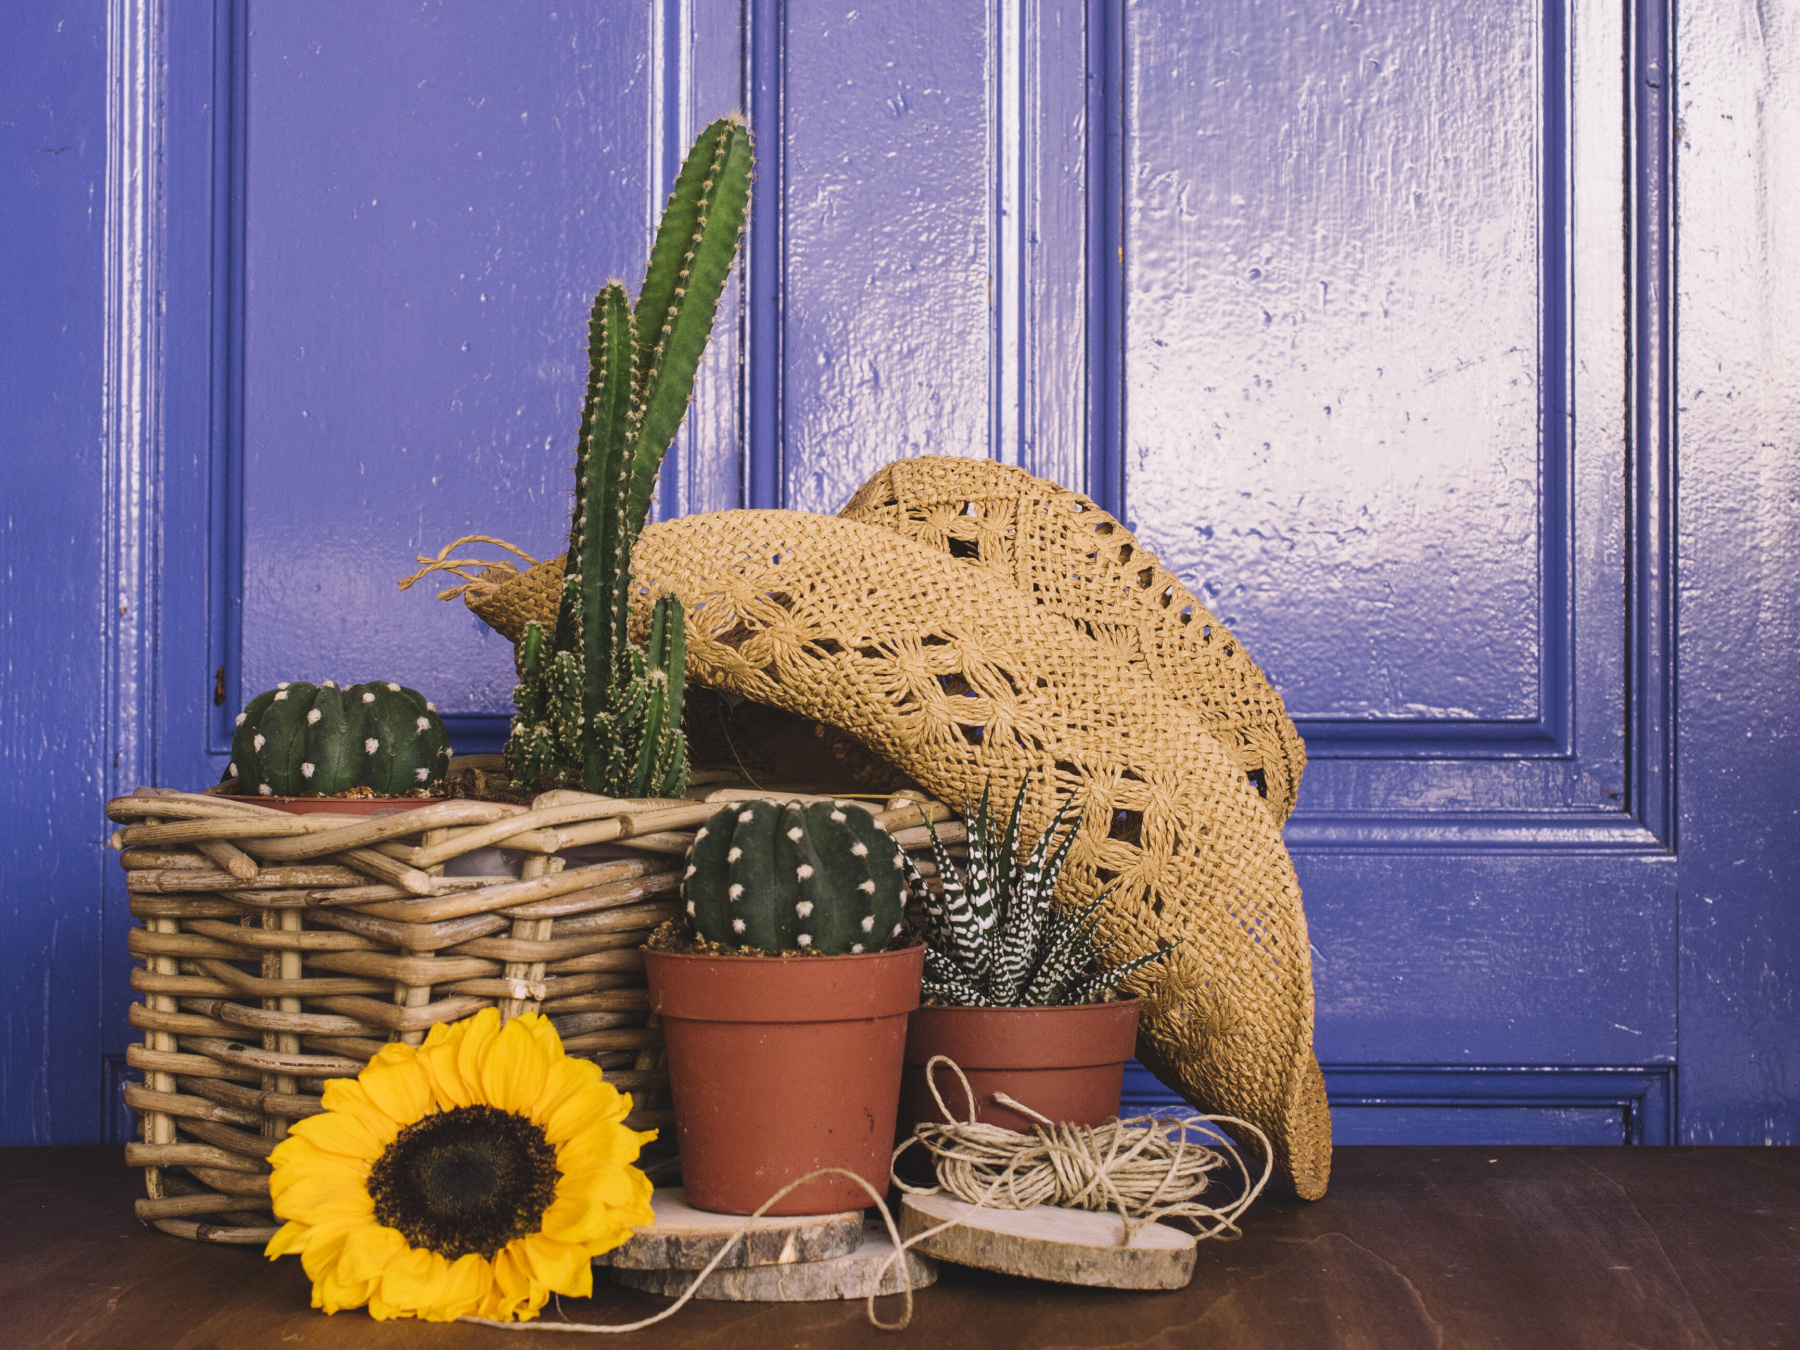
{"left": 504, "top": 114, "right": 753, "bottom": 797}
{"left": 228, "top": 681, "right": 450, "bottom": 798}
{"left": 684, "top": 800, "right": 910, "bottom": 954}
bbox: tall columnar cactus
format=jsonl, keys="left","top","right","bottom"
{"left": 229, "top": 681, "right": 451, "bottom": 798}
{"left": 684, "top": 800, "right": 910, "bottom": 953}
{"left": 505, "top": 115, "right": 753, "bottom": 795}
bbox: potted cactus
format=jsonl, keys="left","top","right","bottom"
{"left": 221, "top": 680, "right": 451, "bottom": 814}
{"left": 644, "top": 798, "right": 925, "bottom": 1216}
{"left": 502, "top": 113, "right": 752, "bottom": 798}
{"left": 895, "top": 780, "right": 1180, "bottom": 1163}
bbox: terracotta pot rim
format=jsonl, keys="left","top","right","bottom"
{"left": 645, "top": 942, "right": 923, "bottom": 1025}
{"left": 905, "top": 995, "right": 1142, "bottom": 1070}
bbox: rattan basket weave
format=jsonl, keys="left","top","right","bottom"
{"left": 111, "top": 780, "right": 950, "bottom": 1243}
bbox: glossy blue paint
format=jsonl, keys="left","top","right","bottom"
{"left": 3, "top": 0, "right": 1796, "bottom": 1147}
{"left": 0, "top": 0, "right": 111, "bottom": 1144}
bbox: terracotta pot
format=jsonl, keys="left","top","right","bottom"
{"left": 645, "top": 944, "right": 924, "bottom": 1216}
{"left": 897, "top": 999, "right": 1142, "bottom": 1172}
{"left": 216, "top": 795, "right": 445, "bottom": 816}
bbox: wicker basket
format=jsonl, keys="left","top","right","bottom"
{"left": 109, "top": 777, "right": 953, "bottom": 1244}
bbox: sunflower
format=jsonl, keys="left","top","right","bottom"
{"left": 264, "top": 1007, "right": 655, "bottom": 1322}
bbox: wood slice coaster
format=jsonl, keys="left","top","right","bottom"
{"left": 606, "top": 1220, "right": 937, "bottom": 1302}
{"left": 594, "top": 1188, "right": 865, "bottom": 1271}
{"left": 900, "top": 1192, "right": 1197, "bottom": 1290}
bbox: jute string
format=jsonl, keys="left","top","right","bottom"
{"left": 462, "top": 1055, "right": 1268, "bottom": 1335}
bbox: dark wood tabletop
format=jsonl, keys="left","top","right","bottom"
{"left": 3, "top": 1146, "right": 1796, "bottom": 1350}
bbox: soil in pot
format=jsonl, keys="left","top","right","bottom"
{"left": 645, "top": 941, "right": 925, "bottom": 1217}
{"left": 896, "top": 999, "right": 1142, "bottom": 1181}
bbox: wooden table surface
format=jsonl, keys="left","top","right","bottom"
{"left": 3, "top": 1146, "right": 1796, "bottom": 1349}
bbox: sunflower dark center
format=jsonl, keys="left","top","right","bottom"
{"left": 367, "top": 1104, "right": 561, "bottom": 1260}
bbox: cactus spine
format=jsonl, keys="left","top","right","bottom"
{"left": 684, "top": 800, "right": 910, "bottom": 954}
{"left": 229, "top": 681, "right": 450, "bottom": 798}
{"left": 505, "top": 115, "right": 752, "bottom": 795}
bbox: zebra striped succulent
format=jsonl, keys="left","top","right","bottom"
{"left": 914, "top": 778, "right": 1179, "bottom": 1007}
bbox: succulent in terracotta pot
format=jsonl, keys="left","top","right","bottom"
{"left": 898, "top": 780, "right": 1180, "bottom": 1157}
{"left": 645, "top": 797, "right": 924, "bottom": 1216}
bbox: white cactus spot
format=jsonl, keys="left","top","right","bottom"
{"left": 415, "top": 767, "right": 430, "bottom": 781}
{"left": 276, "top": 682, "right": 290, "bottom": 690}
{"left": 426, "top": 701, "right": 436, "bottom": 712}
{"left": 851, "top": 842, "right": 868, "bottom": 857}
{"left": 227, "top": 762, "right": 236, "bottom": 776}
{"left": 796, "top": 864, "right": 814, "bottom": 880}
{"left": 323, "top": 680, "right": 337, "bottom": 688}
{"left": 257, "top": 784, "right": 272, "bottom": 795}
{"left": 738, "top": 811, "right": 755, "bottom": 823}
{"left": 861, "top": 914, "right": 875, "bottom": 931}
{"left": 797, "top": 934, "right": 813, "bottom": 948}
{"left": 728, "top": 883, "right": 744, "bottom": 901}
{"left": 695, "top": 827, "right": 708, "bottom": 841}
{"left": 234, "top": 713, "right": 246, "bottom": 727}
{"left": 727, "top": 846, "right": 742, "bottom": 863}
{"left": 851, "top": 943, "right": 864, "bottom": 954}
{"left": 732, "top": 918, "right": 746, "bottom": 934}
{"left": 830, "top": 810, "right": 847, "bottom": 822}
{"left": 858, "top": 881, "right": 876, "bottom": 895}
{"left": 893, "top": 853, "right": 906, "bottom": 869}
{"left": 361, "top": 691, "right": 375, "bottom": 703}
{"left": 386, "top": 682, "right": 400, "bottom": 691}
{"left": 415, "top": 717, "right": 430, "bottom": 732}
{"left": 364, "top": 738, "right": 380, "bottom": 755}
{"left": 685, "top": 864, "right": 696, "bottom": 879}
{"left": 273, "top": 691, "right": 288, "bottom": 701}
{"left": 252, "top": 734, "right": 265, "bottom": 751}
{"left": 301, "top": 763, "right": 315, "bottom": 779}
{"left": 786, "top": 826, "right": 803, "bottom": 841}
{"left": 796, "top": 901, "right": 814, "bottom": 918}
{"left": 892, "top": 923, "right": 904, "bottom": 937}
{"left": 687, "top": 900, "right": 697, "bottom": 915}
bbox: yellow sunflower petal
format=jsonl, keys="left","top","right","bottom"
{"left": 313, "top": 1266, "right": 378, "bottom": 1316}
{"left": 358, "top": 1041, "right": 434, "bottom": 1125}
{"left": 319, "top": 1077, "right": 404, "bottom": 1143}
{"left": 334, "top": 1222, "right": 411, "bottom": 1286}
{"left": 517, "top": 1232, "right": 593, "bottom": 1298}
{"left": 479, "top": 1242, "right": 548, "bottom": 1323}
{"left": 420, "top": 1009, "right": 481, "bottom": 1109}
{"left": 529, "top": 1053, "right": 604, "bottom": 1128}
{"left": 540, "top": 1080, "right": 630, "bottom": 1145}
{"left": 368, "top": 1245, "right": 454, "bottom": 1321}
{"left": 286, "top": 1107, "right": 385, "bottom": 1162}
{"left": 295, "top": 1216, "right": 376, "bottom": 1283}
{"left": 264, "top": 1219, "right": 310, "bottom": 1260}
{"left": 454, "top": 1006, "right": 504, "bottom": 1103}
{"left": 438, "top": 1253, "right": 496, "bottom": 1321}
{"left": 479, "top": 1013, "right": 553, "bottom": 1115}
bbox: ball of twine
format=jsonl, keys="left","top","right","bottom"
{"left": 892, "top": 1055, "right": 1274, "bottom": 1242}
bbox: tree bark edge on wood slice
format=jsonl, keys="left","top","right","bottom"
{"left": 604, "top": 1222, "right": 937, "bottom": 1302}
{"left": 594, "top": 1188, "right": 865, "bottom": 1270}
{"left": 900, "top": 1192, "right": 1197, "bottom": 1291}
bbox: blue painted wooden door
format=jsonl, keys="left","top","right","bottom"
{"left": 4, "top": 0, "right": 1796, "bottom": 1148}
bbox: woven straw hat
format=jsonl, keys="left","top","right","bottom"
{"left": 415, "top": 459, "right": 1330, "bottom": 1197}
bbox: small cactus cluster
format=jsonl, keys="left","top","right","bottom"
{"left": 683, "top": 799, "right": 910, "bottom": 954}
{"left": 229, "top": 681, "right": 450, "bottom": 798}
{"left": 505, "top": 114, "right": 753, "bottom": 797}
{"left": 915, "top": 779, "right": 1180, "bottom": 1006}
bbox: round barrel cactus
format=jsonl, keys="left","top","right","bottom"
{"left": 229, "top": 681, "right": 451, "bottom": 797}
{"left": 684, "top": 799, "right": 910, "bottom": 954}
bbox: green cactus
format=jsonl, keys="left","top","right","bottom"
{"left": 504, "top": 113, "right": 752, "bottom": 797}
{"left": 228, "top": 681, "right": 450, "bottom": 798}
{"left": 683, "top": 800, "right": 910, "bottom": 954}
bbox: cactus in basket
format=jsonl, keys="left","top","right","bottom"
{"left": 914, "top": 778, "right": 1180, "bottom": 1006}
{"left": 683, "top": 799, "right": 911, "bottom": 953}
{"left": 504, "top": 114, "right": 753, "bottom": 796}
{"left": 229, "top": 681, "right": 451, "bottom": 797}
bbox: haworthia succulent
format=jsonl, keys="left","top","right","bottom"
{"left": 684, "top": 799, "right": 909, "bottom": 954}
{"left": 504, "top": 115, "right": 752, "bottom": 796}
{"left": 914, "top": 777, "right": 1181, "bottom": 1007}
{"left": 229, "top": 681, "right": 450, "bottom": 798}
